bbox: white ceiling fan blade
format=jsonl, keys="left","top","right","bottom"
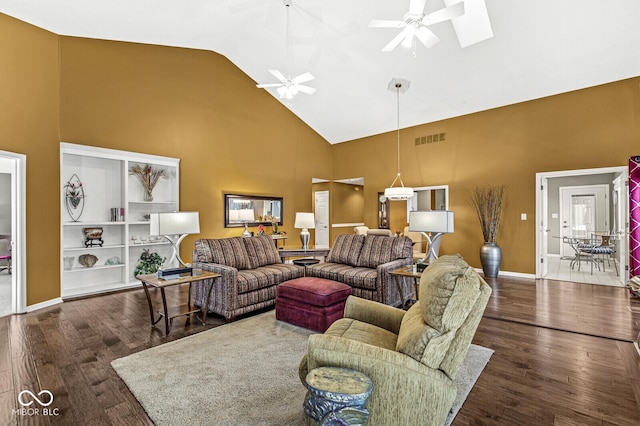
{"left": 268, "top": 69, "right": 288, "bottom": 84}
{"left": 291, "top": 72, "right": 314, "bottom": 85}
{"left": 295, "top": 85, "right": 316, "bottom": 95}
{"left": 256, "top": 83, "right": 283, "bottom": 88}
{"left": 401, "top": 25, "right": 417, "bottom": 48}
{"left": 444, "top": 0, "right": 494, "bottom": 48}
{"left": 422, "top": 2, "right": 465, "bottom": 26}
{"left": 368, "top": 19, "right": 406, "bottom": 29}
{"left": 382, "top": 30, "right": 408, "bottom": 52}
{"left": 415, "top": 27, "right": 440, "bottom": 49}
{"left": 409, "top": 0, "right": 427, "bottom": 15}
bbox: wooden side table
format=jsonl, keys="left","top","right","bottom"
{"left": 389, "top": 266, "right": 423, "bottom": 309}
{"left": 304, "top": 366, "right": 373, "bottom": 425}
{"left": 136, "top": 269, "right": 221, "bottom": 335}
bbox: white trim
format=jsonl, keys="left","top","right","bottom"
{"left": 535, "top": 166, "right": 628, "bottom": 279}
{"left": 473, "top": 268, "right": 536, "bottom": 279}
{"left": 60, "top": 142, "right": 180, "bottom": 167}
{"left": 27, "top": 297, "right": 62, "bottom": 313}
{"left": 0, "top": 150, "right": 26, "bottom": 314}
{"left": 331, "top": 222, "right": 365, "bottom": 228}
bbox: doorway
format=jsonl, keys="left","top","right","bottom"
{"left": 0, "top": 151, "right": 26, "bottom": 316}
{"left": 314, "top": 190, "right": 329, "bottom": 248}
{"left": 536, "top": 166, "right": 627, "bottom": 286}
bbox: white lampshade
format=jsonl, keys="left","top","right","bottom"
{"left": 294, "top": 212, "right": 315, "bottom": 229}
{"left": 409, "top": 211, "right": 454, "bottom": 234}
{"left": 384, "top": 186, "right": 414, "bottom": 200}
{"left": 238, "top": 209, "right": 255, "bottom": 222}
{"left": 150, "top": 212, "right": 201, "bottom": 236}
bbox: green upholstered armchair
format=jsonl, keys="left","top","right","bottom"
{"left": 299, "top": 254, "right": 492, "bottom": 426}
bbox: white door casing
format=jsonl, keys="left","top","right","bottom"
{"left": 0, "top": 151, "right": 26, "bottom": 314}
{"left": 314, "top": 190, "right": 329, "bottom": 248}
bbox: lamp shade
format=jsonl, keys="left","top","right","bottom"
{"left": 409, "top": 210, "right": 454, "bottom": 233}
{"left": 150, "top": 212, "right": 200, "bottom": 236}
{"left": 294, "top": 212, "right": 315, "bottom": 229}
{"left": 238, "top": 209, "right": 255, "bottom": 222}
{"left": 384, "top": 186, "right": 414, "bottom": 200}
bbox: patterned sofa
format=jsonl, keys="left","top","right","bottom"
{"left": 305, "top": 234, "right": 413, "bottom": 307}
{"left": 191, "top": 235, "right": 304, "bottom": 321}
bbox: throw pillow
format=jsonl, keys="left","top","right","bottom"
{"left": 326, "top": 234, "right": 365, "bottom": 267}
{"left": 356, "top": 235, "right": 411, "bottom": 268}
{"left": 195, "top": 237, "right": 250, "bottom": 270}
{"left": 243, "top": 235, "right": 281, "bottom": 268}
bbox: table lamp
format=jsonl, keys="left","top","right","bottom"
{"left": 238, "top": 209, "right": 255, "bottom": 237}
{"left": 295, "top": 212, "right": 315, "bottom": 250}
{"left": 409, "top": 210, "right": 454, "bottom": 271}
{"left": 150, "top": 212, "right": 200, "bottom": 275}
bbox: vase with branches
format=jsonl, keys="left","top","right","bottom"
{"left": 470, "top": 185, "right": 506, "bottom": 277}
{"left": 129, "top": 164, "right": 168, "bottom": 202}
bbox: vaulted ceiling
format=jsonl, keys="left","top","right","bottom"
{"left": 1, "top": 0, "right": 639, "bottom": 144}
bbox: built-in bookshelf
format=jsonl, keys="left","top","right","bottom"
{"left": 60, "top": 142, "right": 180, "bottom": 298}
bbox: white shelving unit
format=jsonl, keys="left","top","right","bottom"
{"left": 60, "top": 143, "right": 180, "bottom": 298}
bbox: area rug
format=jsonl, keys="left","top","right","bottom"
{"left": 111, "top": 311, "right": 493, "bottom": 426}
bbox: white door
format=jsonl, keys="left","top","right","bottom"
{"left": 559, "top": 185, "right": 608, "bottom": 256}
{"left": 314, "top": 191, "right": 329, "bottom": 248}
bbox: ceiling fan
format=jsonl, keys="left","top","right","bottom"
{"left": 256, "top": 0, "right": 315, "bottom": 100}
{"left": 369, "top": 0, "right": 493, "bottom": 52}
{"left": 257, "top": 69, "right": 316, "bottom": 100}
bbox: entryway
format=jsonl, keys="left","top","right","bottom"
{"left": 536, "top": 166, "right": 628, "bottom": 286}
{"left": 0, "top": 150, "right": 26, "bottom": 317}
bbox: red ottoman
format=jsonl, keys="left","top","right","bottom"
{"left": 276, "top": 277, "right": 352, "bottom": 332}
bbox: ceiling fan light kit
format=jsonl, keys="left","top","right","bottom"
{"left": 369, "top": 0, "right": 493, "bottom": 53}
{"left": 384, "top": 78, "right": 414, "bottom": 201}
{"left": 255, "top": 0, "right": 315, "bottom": 100}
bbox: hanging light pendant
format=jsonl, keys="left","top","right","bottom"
{"left": 384, "top": 78, "right": 414, "bottom": 201}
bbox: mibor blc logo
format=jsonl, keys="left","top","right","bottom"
{"left": 13, "top": 390, "right": 59, "bottom": 417}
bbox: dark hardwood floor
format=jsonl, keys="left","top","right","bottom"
{"left": 1, "top": 277, "right": 640, "bottom": 425}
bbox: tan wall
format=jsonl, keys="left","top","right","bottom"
{"left": 3, "top": 12, "right": 639, "bottom": 305}
{"left": 333, "top": 78, "right": 640, "bottom": 273}
{"left": 58, "top": 36, "right": 333, "bottom": 271}
{"left": 311, "top": 182, "right": 364, "bottom": 244}
{"left": 0, "top": 14, "right": 60, "bottom": 305}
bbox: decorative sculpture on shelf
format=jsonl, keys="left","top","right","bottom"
{"left": 129, "top": 164, "right": 168, "bottom": 202}
{"left": 64, "top": 174, "right": 85, "bottom": 222}
{"left": 83, "top": 227, "right": 104, "bottom": 247}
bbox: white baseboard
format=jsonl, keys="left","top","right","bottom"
{"left": 473, "top": 268, "right": 536, "bottom": 279}
{"left": 27, "top": 297, "right": 63, "bottom": 313}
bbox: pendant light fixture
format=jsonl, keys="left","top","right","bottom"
{"left": 384, "top": 78, "right": 414, "bottom": 201}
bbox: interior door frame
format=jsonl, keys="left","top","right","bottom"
{"left": 535, "top": 165, "right": 628, "bottom": 280}
{"left": 314, "top": 190, "right": 329, "bottom": 248}
{"left": 0, "top": 150, "right": 26, "bottom": 314}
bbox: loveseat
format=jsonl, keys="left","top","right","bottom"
{"left": 305, "top": 234, "right": 413, "bottom": 307}
{"left": 299, "top": 254, "right": 492, "bottom": 425}
{"left": 192, "top": 235, "right": 304, "bottom": 321}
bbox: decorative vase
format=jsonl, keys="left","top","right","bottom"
{"left": 144, "top": 187, "right": 154, "bottom": 202}
{"left": 480, "top": 242, "right": 501, "bottom": 278}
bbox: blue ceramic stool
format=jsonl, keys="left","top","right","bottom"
{"left": 304, "top": 366, "right": 373, "bottom": 425}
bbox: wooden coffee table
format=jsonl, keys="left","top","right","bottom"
{"left": 136, "top": 269, "right": 221, "bottom": 335}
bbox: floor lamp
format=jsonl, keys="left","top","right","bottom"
{"left": 150, "top": 212, "right": 201, "bottom": 274}
{"left": 409, "top": 210, "right": 454, "bottom": 271}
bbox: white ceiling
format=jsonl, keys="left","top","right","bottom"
{"left": 1, "top": 0, "right": 639, "bottom": 144}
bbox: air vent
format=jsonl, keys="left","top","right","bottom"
{"left": 415, "top": 133, "right": 446, "bottom": 146}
